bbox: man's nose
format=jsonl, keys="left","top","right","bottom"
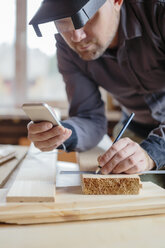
{"left": 70, "top": 28, "right": 87, "bottom": 42}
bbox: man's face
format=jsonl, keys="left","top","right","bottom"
{"left": 60, "top": 0, "right": 122, "bottom": 61}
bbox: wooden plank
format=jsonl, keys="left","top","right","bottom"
{"left": 78, "top": 135, "right": 112, "bottom": 171}
{"left": 0, "top": 153, "right": 16, "bottom": 165}
{"left": 0, "top": 182, "right": 165, "bottom": 224}
{"left": 0, "top": 143, "right": 165, "bottom": 225}
{"left": 0, "top": 145, "right": 28, "bottom": 187}
{"left": 78, "top": 145, "right": 111, "bottom": 172}
{"left": 1, "top": 214, "right": 165, "bottom": 248}
{"left": 58, "top": 151, "right": 77, "bottom": 163}
{"left": 6, "top": 148, "right": 57, "bottom": 202}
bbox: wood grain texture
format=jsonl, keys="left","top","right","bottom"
{"left": 6, "top": 149, "right": 57, "bottom": 202}
{"left": 0, "top": 146, "right": 28, "bottom": 187}
{"left": 0, "top": 144, "right": 165, "bottom": 225}
{"left": 0, "top": 182, "right": 165, "bottom": 224}
{"left": 1, "top": 214, "right": 165, "bottom": 248}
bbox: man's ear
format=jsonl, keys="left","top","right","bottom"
{"left": 114, "top": 0, "right": 123, "bottom": 11}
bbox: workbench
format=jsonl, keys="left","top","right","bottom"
{"left": 0, "top": 140, "right": 165, "bottom": 248}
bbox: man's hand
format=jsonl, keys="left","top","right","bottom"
{"left": 27, "top": 121, "right": 72, "bottom": 151}
{"left": 98, "top": 137, "right": 155, "bottom": 174}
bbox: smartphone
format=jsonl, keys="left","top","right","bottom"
{"left": 22, "top": 103, "right": 66, "bottom": 151}
{"left": 22, "top": 103, "right": 61, "bottom": 126}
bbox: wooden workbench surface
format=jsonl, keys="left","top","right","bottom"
{"left": 0, "top": 214, "right": 164, "bottom": 248}
{"left": 0, "top": 141, "right": 165, "bottom": 248}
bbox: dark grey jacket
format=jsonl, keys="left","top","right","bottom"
{"left": 56, "top": 0, "right": 165, "bottom": 169}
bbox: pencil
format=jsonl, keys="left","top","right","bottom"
{"left": 95, "top": 112, "right": 135, "bottom": 174}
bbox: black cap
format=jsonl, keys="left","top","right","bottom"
{"left": 29, "top": 0, "right": 106, "bottom": 37}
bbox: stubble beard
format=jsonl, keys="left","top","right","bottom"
{"left": 76, "top": 41, "right": 110, "bottom": 61}
{"left": 78, "top": 44, "right": 105, "bottom": 61}
{"left": 64, "top": 12, "right": 120, "bottom": 61}
{"left": 76, "top": 33, "right": 116, "bottom": 61}
{"left": 75, "top": 22, "right": 120, "bottom": 61}
{"left": 76, "top": 14, "right": 120, "bottom": 61}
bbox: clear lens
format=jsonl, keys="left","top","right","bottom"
{"left": 54, "top": 17, "right": 75, "bottom": 33}
{"left": 38, "top": 21, "right": 58, "bottom": 37}
{"left": 37, "top": 17, "right": 75, "bottom": 37}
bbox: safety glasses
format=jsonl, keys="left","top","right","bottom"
{"left": 29, "top": 0, "right": 106, "bottom": 37}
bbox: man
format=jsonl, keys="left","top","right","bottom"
{"left": 28, "top": 0, "right": 165, "bottom": 175}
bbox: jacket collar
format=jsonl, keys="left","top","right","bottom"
{"left": 119, "top": 1, "right": 142, "bottom": 42}
{"left": 103, "top": 1, "right": 142, "bottom": 59}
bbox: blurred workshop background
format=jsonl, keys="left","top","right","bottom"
{"left": 0, "top": 0, "right": 121, "bottom": 147}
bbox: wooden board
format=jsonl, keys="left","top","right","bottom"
{"left": 78, "top": 146, "right": 107, "bottom": 171}
{"left": 77, "top": 135, "right": 112, "bottom": 171}
{"left": 6, "top": 149, "right": 57, "bottom": 202}
{"left": 0, "top": 143, "right": 165, "bottom": 225}
{"left": 0, "top": 145, "right": 28, "bottom": 187}
{"left": 0, "top": 182, "right": 165, "bottom": 224}
{"left": 0, "top": 153, "right": 16, "bottom": 165}
{"left": 1, "top": 215, "right": 165, "bottom": 248}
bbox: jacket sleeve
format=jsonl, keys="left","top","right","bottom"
{"left": 140, "top": 5, "right": 165, "bottom": 170}
{"left": 140, "top": 91, "right": 165, "bottom": 169}
{"left": 55, "top": 34, "right": 107, "bottom": 152}
{"left": 157, "top": 2, "right": 165, "bottom": 42}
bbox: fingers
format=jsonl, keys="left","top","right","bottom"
{"left": 98, "top": 137, "right": 149, "bottom": 175}
{"left": 28, "top": 125, "right": 66, "bottom": 142}
{"left": 124, "top": 164, "right": 142, "bottom": 174}
{"left": 101, "top": 144, "right": 137, "bottom": 174}
{"left": 33, "top": 129, "right": 71, "bottom": 151}
{"left": 40, "top": 145, "right": 59, "bottom": 152}
{"left": 27, "top": 121, "right": 53, "bottom": 134}
{"left": 27, "top": 121, "right": 72, "bottom": 151}
{"left": 99, "top": 138, "right": 133, "bottom": 174}
{"left": 112, "top": 153, "right": 146, "bottom": 174}
{"left": 124, "top": 158, "right": 147, "bottom": 174}
{"left": 98, "top": 138, "right": 132, "bottom": 167}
